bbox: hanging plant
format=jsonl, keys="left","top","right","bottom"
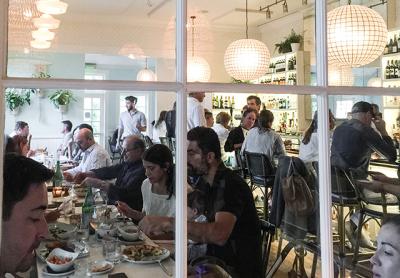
{"left": 5, "top": 88, "right": 32, "bottom": 112}
{"left": 275, "top": 29, "right": 304, "bottom": 54}
{"left": 49, "top": 89, "right": 77, "bottom": 109}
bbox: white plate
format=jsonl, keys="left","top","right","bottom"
{"left": 123, "top": 248, "right": 170, "bottom": 264}
{"left": 37, "top": 241, "right": 89, "bottom": 262}
{"left": 88, "top": 260, "right": 114, "bottom": 275}
{"left": 41, "top": 265, "right": 75, "bottom": 276}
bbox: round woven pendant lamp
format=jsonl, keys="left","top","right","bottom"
{"left": 327, "top": 4, "right": 387, "bottom": 67}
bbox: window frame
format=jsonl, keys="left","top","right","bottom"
{"left": 1, "top": 1, "right": 400, "bottom": 277}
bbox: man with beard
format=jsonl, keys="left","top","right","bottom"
{"left": 73, "top": 136, "right": 147, "bottom": 211}
{"left": 139, "top": 127, "right": 262, "bottom": 278}
{"left": 1, "top": 154, "right": 53, "bottom": 276}
{"left": 117, "top": 96, "right": 147, "bottom": 148}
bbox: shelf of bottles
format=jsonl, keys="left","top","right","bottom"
{"left": 382, "top": 29, "right": 400, "bottom": 87}
{"left": 211, "top": 93, "right": 244, "bottom": 127}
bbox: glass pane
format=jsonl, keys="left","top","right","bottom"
{"left": 84, "top": 98, "right": 92, "bottom": 109}
{"left": 7, "top": 0, "right": 177, "bottom": 82}
{"left": 92, "top": 98, "right": 101, "bottom": 109}
{"left": 92, "top": 110, "right": 100, "bottom": 121}
{"left": 92, "top": 122, "right": 100, "bottom": 134}
{"left": 84, "top": 110, "right": 91, "bottom": 121}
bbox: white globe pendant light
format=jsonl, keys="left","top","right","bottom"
{"left": 30, "top": 39, "right": 51, "bottom": 49}
{"left": 32, "top": 28, "right": 55, "bottom": 41}
{"left": 137, "top": 57, "right": 156, "bottom": 81}
{"left": 328, "top": 64, "right": 354, "bottom": 86}
{"left": 224, "top": 0, "right": 270, "bottom": 81}
{"left": 33, "top": 14, "right": 60, "bottom": 29}
{"left": 187, "top": 16, "right": 211, "bottom": 82}
{"left": 327, "top": 3, "right": 387, "bottom": 67}
{"left": 36, "top": 0, "right": 68, "bottom": 15}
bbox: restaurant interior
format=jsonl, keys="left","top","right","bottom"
{"left": 1, "top": 0, "right": 400, "bottom": 277}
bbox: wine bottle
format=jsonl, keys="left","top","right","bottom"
{"left": 82, "top": 187, "right": 94, "bottom": 228}
{"left": 219, "top": 96, "right": 223, "bottom": 109}
{"left": 386, "top": 60, "right": 391, "bottom": 79}
{"left": 393, "top": 35, "right": 398, "bottom": 53}
{"left": 389, "top": 39, "right": 394, "bottom": 54}
{"left": 52, "top": 160, "right": 63, "bottom": 187}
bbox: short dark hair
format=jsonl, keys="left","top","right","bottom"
{"left": 204, "top": 111, "right": 213, "bottom": 119}
{"left": 258, "top": 110, "right": 274, "bottom": 129}
{"left": 216, "top": 112, "right": 231, "bottom": 125}
{"left": 15, "top": 121, "right": 28, "bottom": 131}
{"left": 242, "top": 108, "right": 257, "bottom": 118}
{"left": 125, "top": 96, "right": 137, "bottom": 103}
{"left": 3, "top": 154, "right": 54, "bottom": 220}
{"left": 126, "top": 136, "right": 146, "bottom": 152}
{"left": 62, "top": 120, "right": 73, "bottom": 132}
{"left": 188, "top": 189, "right": 206, "bottom": 215}
{"left": 351, "top": 101, "right": 373, "bottom": 114}
{"left": 247, "top": 95, "right": 261, "bottom": 106}
{"left": 78, "top": 123, "right": 93, "bottom": 133}
{"left": 187, "top": 127, "right": 221, "bottom": 159}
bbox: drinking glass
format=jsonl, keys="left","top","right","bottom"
{"left": 76, "top": 223, "right": 90, "bottom": 243}
{"left": 102, "top": 237, "right": 121, "bottom": 263}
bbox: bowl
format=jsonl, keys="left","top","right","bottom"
{"left": 118, "top": 225, "right": 139, "bottom": 241}
{"left": 96, "top": 223, "right": 117, "bottom": 238}
{"left": 46, "top": 248, "right": 79, "bottom": 272}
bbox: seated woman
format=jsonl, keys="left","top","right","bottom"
{"left": 299, "top": 110, "right": 335, "bottom": 163}
{"left": 6, "top": 135, "right": 34, "bottom": 157}
{"left": 116, "top": 144, "right": 175, "bottom": 221}
{"left": 370, "top": 215, "right": 400, "bottom": 278}
{"left": 224, "top": 108, "right": 257, "bottom": 152}
{"left": 241, "top": 109, "right": 286, "bottom": 167}
{"left": 212, "top": 112, "right": 231, "bottom": 162}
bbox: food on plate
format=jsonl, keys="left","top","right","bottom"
{"left": 46, "top": 240, "right": 67, "bottom": 250}
{"left": 122, "top": 245, "right": 164, "bottom": 261}
{"left": 90, "top": 262, "right": 112, "bottom": 273}
{"left": 47, "top": 255, "right": 72, "bottom": 265}
{"left": 49, "top": 226, "right": 67, "bottom": 238}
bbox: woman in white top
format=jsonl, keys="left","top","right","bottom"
{"left": 116, "top": 144, "right": 175, "bottom": 220}
{"left": 241, "top": 109, "right": 286, "bottom": 167}
{"left": 152, "top": 111, "right": 167, "bottom": 143}
{"left": 299, "top": 110, "right": 335, "bottom": 163}
{"left": 212, "top": 112, "right": 231, "bottom": 162}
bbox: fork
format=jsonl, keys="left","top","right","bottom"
{"left": 157, "top": 259, "right": 173, "bottom": 277}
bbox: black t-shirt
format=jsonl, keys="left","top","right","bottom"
{"left": 194, "top": 163, "right": 262, "bottom": 278}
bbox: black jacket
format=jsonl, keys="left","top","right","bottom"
{"left": 92, "top": 160, "right": 146, "bottom": 211}
{"left": 224, "top": 126, "right": 245, "bottom": 152}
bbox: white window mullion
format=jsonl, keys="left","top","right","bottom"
{"left": 175, "top": 0, "right": 188, "bottom": 278}
{"left": 316, "top": 0, "right": 334, "bottom": 277}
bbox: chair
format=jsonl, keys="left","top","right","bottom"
{"left": 260, "top": 219, "right": 275, "bottom": 277}
{"left": 244, "top": 152, "right": 276, "bottom": 220}
{"left": 108, "top": 136, "right": 121, "bottom": 163}
{"left": 234, "top": 149, "right": 247, "bottom": 179}
{"left": 142, "top": 135, "right": 154, "bottom": 149}
{"left": 159, "top": 136, "right": 171, "bottom": 149}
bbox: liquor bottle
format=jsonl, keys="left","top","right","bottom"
{"left": 391, "top": 60, "right": 395, "bottom": 79}
{"left": 384, "top": 42, "right": 389, "bottom": 55}
{"left": 393, "top": 35, "right": 398, "bottom": 53}
{"left": 386, "top": 60, "right": 391, "bottom": 79}
{"left": 389, "top": 39, "right": 394, "bottom": 54}
{"left": 398, "top": 34, "right": 400, "bottom": 53}
{"left": 219, "top": 96, "right": 223, "bottom": 109}
{"left": 52, "top": 160, "right": 63, "bottom": 187}
{"left": 394, "top": 60, "right": 399, "bottom": 79}
{"left": 231, "top": 96, "right": 235, "bottom": 109}
{"left": 228, "top": 96, "right": 232, "bottom": 108}
{"left": 224, "top": 96, "right": 228, "bottom": 109}
{"left": 81, "top": 187, "right": 94, "bottom": 228}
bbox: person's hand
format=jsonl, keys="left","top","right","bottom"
{"left": 374, "top": 119, "right": 388, "bottom": 136}
{"left": 115, "top": 201, "right": 142, "bottom": 220}
{"left": 233, "top": 143, "right": 242, "bottom": 149}
{"left": 74, "top": 172, "right": 88, "bottom": 184}
{"left": 370, "top": 172, "right": 391, "bottom": 183}
{"left": 138, "top": 215, "right": 173, "bottom": 236}
{"left": 356, "top": 180, "right": 383, "bottom": 193}
{"left": 63, "top": 172, "right": 74, "bottom": 182}
{"left": 81, "top": 177, "right": 109, "bottom": 192}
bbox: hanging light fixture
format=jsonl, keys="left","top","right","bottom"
{"left": 282, "top": 0, "right": 288, "bottom": 13}
{"left": 36, "top": 0, "right": 68, "bottom": 15}
{"left": 118, "top": 43, "right": 145, "bottom": 60}
{"left": 32, "top": 28, "right": 55, "bottom": 41}
{"left": 30, "top": 39, "right": 51, "bottom": 49}
{"left": 327, "top": 2, "right": 387, "bottom": 67}
{"left": 136, "top": 57, "right": 157, "bottom": 81}
{"left": 224, "top": 0, "right": 270, "bottom": 81}
{"left": 328, "top": 65, "right": 354, "bottom": 86}
{"left": 367, "top": 68, "right": 382, "bottom": 87}
{"left": 33, "top": 14, "right": 60, "bottom": 29}
{"left": 187, "top": 16, "right": 211, "bottom": 82}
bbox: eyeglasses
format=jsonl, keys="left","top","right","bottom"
{"left": 122, "top": 147, "right": 137, "bottom": 154}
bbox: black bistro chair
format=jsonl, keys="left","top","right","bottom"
{"left": 108, "top": 136, "right": 121, "bottom": 163}
{"left": 244, "top": 151, "right": 276, "bottom": 220}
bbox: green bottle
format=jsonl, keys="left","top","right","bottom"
{"left": 82, "top": 187, "right": 94, "bottom": 228}
{"left": 52, "top": 161, "right": 63, "bottom": 187}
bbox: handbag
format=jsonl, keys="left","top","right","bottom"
{"left": 281, "top": 157, "right": 315, "bottom": 216}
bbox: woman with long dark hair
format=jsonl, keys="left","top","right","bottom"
{"left": 240, "top": 109, "right": 285, "bottom": 166}
{"left": 224, "top": 108, "right": 257, "bottom": 152}
{"left": 117, "top": 144, "right": 175, "bottom": 220}
{"left": 152, "top": 110, "right": 167, "bottom": 143}
{"left": 299, "top": 110, "right": 335, "bottom": 163}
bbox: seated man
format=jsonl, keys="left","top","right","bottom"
{"left": 63, "top": 128, "right": 111, "bottom": 182}
{"left": 1, "top": 154, "right": 54, "bottom": 276}
{"left": 74, "top": 136, "right": 147, "bottom": 211}
{"left": 139, "top": 127, "right": 262, "bottom": 278}
{"left": 9, "top": 121, "right": 30, "bottom": 138}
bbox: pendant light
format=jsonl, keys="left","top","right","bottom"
{"left": 327, "top": 1, "right": 387, "bottom": 67}
{"left": 136, "top": 57, "right": 157, "bottom": 81}
{"left": 36, "top": 0, "right": 68, "bottom": 15}
{"left": 187, "top": 16, "right": 211, "bottom": 82}
{"left": 224, "top": 0, "right": 270, "bottom": 81}
{"left": 328, "top": 64, "right": 354, "bottom": 86}
{"left": 32, "top": 28, "right": 55, "bottom": 41}
{"left": 33, "top": 14, "right": 60, "bottom": 29}
{"left": 30, "top": 39, "right": 51, "bottom": 49}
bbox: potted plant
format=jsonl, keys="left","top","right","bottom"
{"left": 5, "top": 88, "right": 31, "bottom": 115}
{"left": 286, "top": 29, "right": 303, "bottom": 52}
{"left": 32, "top": 71, "right": 51, "bottom": 98}
{"left": 275, "top": 40, "right": 292, "bottom": 54}
{"left": 49, "top": 89, "right": 76, "bottom": 113}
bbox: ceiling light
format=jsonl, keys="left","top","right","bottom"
{"left": 36, "top": 0, "right": 68, "bottom": 15}
{"left": 283, "top": 1, "right": 288, "bottom": 13}
{"left": 327, "top": 4, "right": 387, "bottom": 67}
{"left": 187, "top": 16, "right": 211, "bottom": 82}
{"left": 33, "top": 14, "right": 60, "bottom": 29}
{"left": 328, "top": 65, "right": 354, "bottom": 86}
{"left": 137, "top": 57, "right": 157, "bottom": 81}
{"left": 118, "top": 43, "right": 145, "bottom": 60}
{"left": 30, "top": 39, "right": 51, "bottom": 49}
{"left": 224, "top": 0, "right": 270, "bottom": 81}
{"left": 32, "top": 28, "right": 55, "bottom": 41}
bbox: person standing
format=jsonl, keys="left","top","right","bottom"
{"left": 187, "top": 92, "right": 206, "bottom": 130}
{"left": 57, "top": 120, "right": 73, "bottom": 157}
{"left": 117, "top": 96, "right": 147, "bottom": 148}
{"left": 152, "top": 111, "right": 167, "bottom": 143}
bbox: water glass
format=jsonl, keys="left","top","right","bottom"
{"left": 76, "top": 224, "right": 90, "bottom": 242}
{"left": 102, "top": 237, "right": 121, "bottom": 263}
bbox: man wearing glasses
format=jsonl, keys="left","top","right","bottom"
{"left": 74, "top": 135, "right": 146, "bottom": 211}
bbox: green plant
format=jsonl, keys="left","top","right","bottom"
{"left": 5, "top": 88, "right": 31, "bottom": 111}
{"left": 49, "top": 89, "right": 76, "bottom": 108}
{"left": 286, "top": 29, "right": 303, "bottom": 44}
{"left": 275, "top": 29, "right": 304, "bottom": 53}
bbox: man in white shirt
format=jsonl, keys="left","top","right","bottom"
{"left": 64, "top": 128, "right": 111, "bottom": 182}
{"left": 117, "top": 96, "right": 147, "bottom": 148}
{"left": 9, "top": 121, "right": 30, "bottom": 138}
{"left": 57, "top": 120, "right": 73, "bottom": 158}
{"left": 187, "top": 92, "right": 206, "bottom": 130}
